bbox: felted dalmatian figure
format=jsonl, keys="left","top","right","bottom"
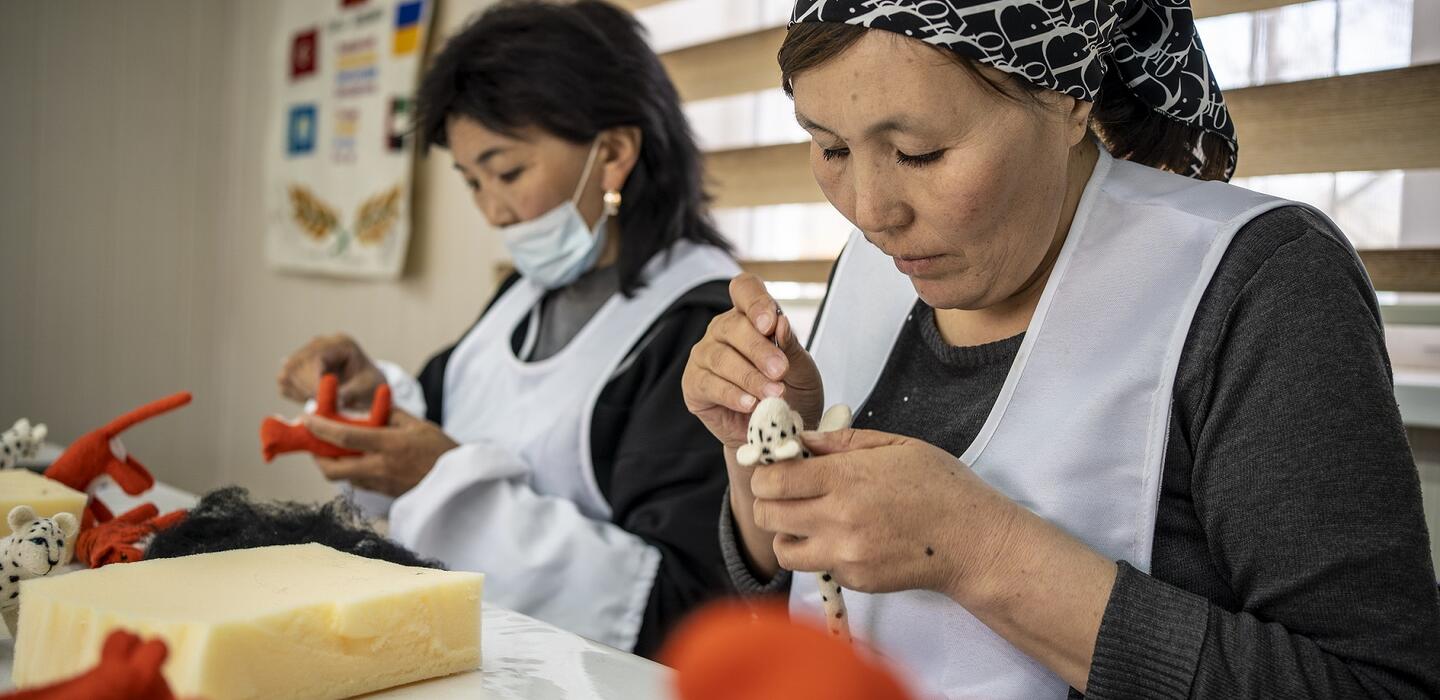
{"left": 737, "top": 397, "right": 854, "bottom": 641}
{"left": 1, "top": 418, "right": 48, "bottom": 470}
{"left": 1, "top": 505, "right": 79, "bottom": 635}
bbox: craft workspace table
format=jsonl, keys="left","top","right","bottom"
{"left": 0, "top": 605, "right": 671, "bottom": 699}
{"left": 0, "top": 471, "right": 671, "bottom": 699}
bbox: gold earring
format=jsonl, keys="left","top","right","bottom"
{"left": 603, "top": 189, "right": 622, "bottom": 217}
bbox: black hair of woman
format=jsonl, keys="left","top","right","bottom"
{"left": 415, "top": 0, "right": 732, "bottom": 297}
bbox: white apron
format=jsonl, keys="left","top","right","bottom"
{"left": 798, "top": 149, "right": 1331, "bottom": 698}
{"left": 389, "top": 240, "right": 739, "bottom": 650}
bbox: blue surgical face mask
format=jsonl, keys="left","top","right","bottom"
{"left": 498, "top": 140, "right": 608, "bottom": 289}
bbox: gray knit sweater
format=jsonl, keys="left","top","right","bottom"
{"left": 719, "top": 206, "right": 1440, "bottom": 698}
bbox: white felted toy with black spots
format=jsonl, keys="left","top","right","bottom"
{"left": 1, "top": 418, "right": 48, "bottom": 470}
{"left": 737, "top": 397, "right": 854, "bottom": 641}
{"left": 1, "top": 505, "right": 79, "bottom": 636}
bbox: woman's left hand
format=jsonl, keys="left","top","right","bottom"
{"left": 748, "top": 428, "right": 1022, "bottom": 600}
{"left": 755, "top": 428, "right": 1118, "bottom": 691}
{"left": 302, "top": 409, "right": 459, "bottom": 497}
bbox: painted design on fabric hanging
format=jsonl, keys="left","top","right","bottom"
{"left": 286, "top": 104, "right": 318, "bottom": 156}
{"left": 333, "top": 108, "right": 359, "bottom": 163}
{"left": 393, "top": 1, "right": 424, "bottom": 55}
{"left": 336, "top": 36, "right": 379, "bottom": 98}
{"left": 386, "top": 96, "right": 413, "bottom": 152}
{"left": 355, "top": 187, "right": 402, "bottom": 245}
{"left": 789, "top": 0, "right": 1237, "bottom": 179}
{"left": 266, "top": 0, "right": 427, "bottom": 277}
{"left": 290, "top": 28, "right": 318, "bottom": 80}
{"left": 288, "top": 185, "right": 340, "bottom": 242}
{"left": 288, "top": 184, "right": 402, "bottom": 254}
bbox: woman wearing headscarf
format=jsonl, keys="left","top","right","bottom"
{"left": 683, "top": 1, "right": 1440, "bottom": 697}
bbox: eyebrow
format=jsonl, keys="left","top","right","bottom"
{"left": 474, "top": 146, "right": 509, "bottom": 166}
{"left": 795, "top": 112, "right": 835, "bottom": 136}
{"left": 795, "top": 112, "right": 919, "bottom": 139}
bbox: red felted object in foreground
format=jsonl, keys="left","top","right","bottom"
{"left": 259, "top": 373, "right": 392, "bottom": 462}
{"left": 44, "top": 392, "right": 192, "bottom": 529}
{"left": 75, "top": 503, "right": 188, "bottom": 568}
{"left": 663, "top": 601, "right": 914, "bottom": 700}
{"left": 0, "top": 630, "right": 180, "bottom": 700}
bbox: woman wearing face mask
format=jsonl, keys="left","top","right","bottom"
{"left": 274, "top": 1, "right": 739, "bottom": 656}
{"left": 683, "top": 1, "right": 1440, "bottom": 697}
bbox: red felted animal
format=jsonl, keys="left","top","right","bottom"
{"left": 75, "top": 503, "right": 188, "bottom": 568}
{"left": 0, "top": 629, "right": 179, "bottom": 700}
{"left": 664, "top": 601, "right": 914, "bottom": 700}
{"left": 44, "top": 392, "right": 192, "bottom": 529}
{"left": 260, "top": 373, "right": 391, "bottom": 462}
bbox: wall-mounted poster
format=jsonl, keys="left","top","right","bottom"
{"left": 264, "top": 0, "right": 432, "bottom": 279}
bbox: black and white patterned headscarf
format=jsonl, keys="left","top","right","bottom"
{"left": 790, "top": 0, "right": 1237, "bottom": 180}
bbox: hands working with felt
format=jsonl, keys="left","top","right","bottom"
{"left": 274, "top": 335, "right": 457, "bottom": 497}
{"left": 682, "top": 274, "right": 1021, "bottom": 601}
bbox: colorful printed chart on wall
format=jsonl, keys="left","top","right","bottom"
{"left": 264, "top": 0, "right": 431, "bottom": 278}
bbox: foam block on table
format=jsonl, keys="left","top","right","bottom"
{"left": 12, "top": 543, "right": 483, "bottom": 700}
{"left": 0, "top": 470, "right": 87, "bottom": 536}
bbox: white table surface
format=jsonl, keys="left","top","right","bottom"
{"left": 0, "top": 479, "right": 672, "bottom": 699}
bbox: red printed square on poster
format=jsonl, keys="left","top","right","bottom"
{"left": 291, "top": 28, "right": 318, "bottom": 80}
{"left": 341, "top": 0, "right": 367, "bottom": 6}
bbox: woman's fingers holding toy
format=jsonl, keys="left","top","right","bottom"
{"left": 800, "top": 427, "right": 907, "bottom": 456}
{"left": 750, "top": 460, "right": 835, "bottom": 500}
{"left": 277, "top": 334, "right": 382, "bottom": 408}
{"left": 278, "top": 335, "right": 344, "bottom": 402}
{"left": 307, "top": 410, "right": 457, "bottom": 497}
{"left": 681, "top": 361, "right": 755, "bottom": 448}
{"left": 684, "top": 306, "right": 782, "bottom": 448}
{"left": 387, "top": 407, "right": 423, "bottom": 427}
{"left": 750, "top": 494, "right": 830, "bottom": 534}
{"left": 303, "top": 415, "right": 390, "bottom": 452}
{"left": 727, "top": 275, "right": 814, "bottom": 381}
{"left": 751, "top": 429, "right": 1027, "bottom": 597}
{"left": 729, "top": 273, "right": 782, "bottom": 337}
{"left": 701, "top": 340, "right": 784, "bottom": 405}
{"left": 716, "top": 302, "right": 791, "bottom": 383}
{"left": 314, "top": 453, "right": 384, "bottom": 484}
{"left": 725, "top": 274, "right": 825, "bottom": 425}
{"left": 772, "top": 531, "right": 837, "bottom": 575}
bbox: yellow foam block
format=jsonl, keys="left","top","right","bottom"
{"left": 13, "top": 543, "right": 483, "bottom": 700}
{"left": 0, "top": 470, "right": 87, "bottom": 536}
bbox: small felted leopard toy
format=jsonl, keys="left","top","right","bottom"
{"left": 1, "top": 505, "right": 79, "bottom": 635}
{"left": 1, "top": 418, "right": 48, "bottom": 470}
{"left": 736, "top": 396, "right": 854, "bottom": 641}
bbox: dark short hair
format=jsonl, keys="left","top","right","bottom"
{"left": 416, "top": 0, "right": 731, "bottom": 295}
{"left": 778, "top": 22, "right": 1231, "bottom": 181}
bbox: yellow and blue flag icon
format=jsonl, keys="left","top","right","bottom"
{"left": 393, "top": 1, "right": 424, "bottom": 55}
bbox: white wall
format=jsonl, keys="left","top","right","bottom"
{"left": 0, "top": 0, "right": 226, "bottom": 495}
{"left": 0, "top": 0, "right": 503, "bottom": 502}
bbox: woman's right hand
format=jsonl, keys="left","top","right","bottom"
{"left": 683, "top": 274, "right": 824, "bottom": 449}
{"left": 276, "top": 334, "right": 385, "bottom": 409}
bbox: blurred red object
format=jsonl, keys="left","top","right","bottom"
{"left": 75, "top": 504, "right": 187, "bottom": 568}
{"left": 664, "top": 600, "right": 913, "bottom": 700}
{"left": 260, "top": 373, "right": 391, "bottom": 462}
{"left": 1, "top": 630, "right": 181, "bottom": 700}
{"left": 44, "top": 392, "right": 192, "bottom": 529}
